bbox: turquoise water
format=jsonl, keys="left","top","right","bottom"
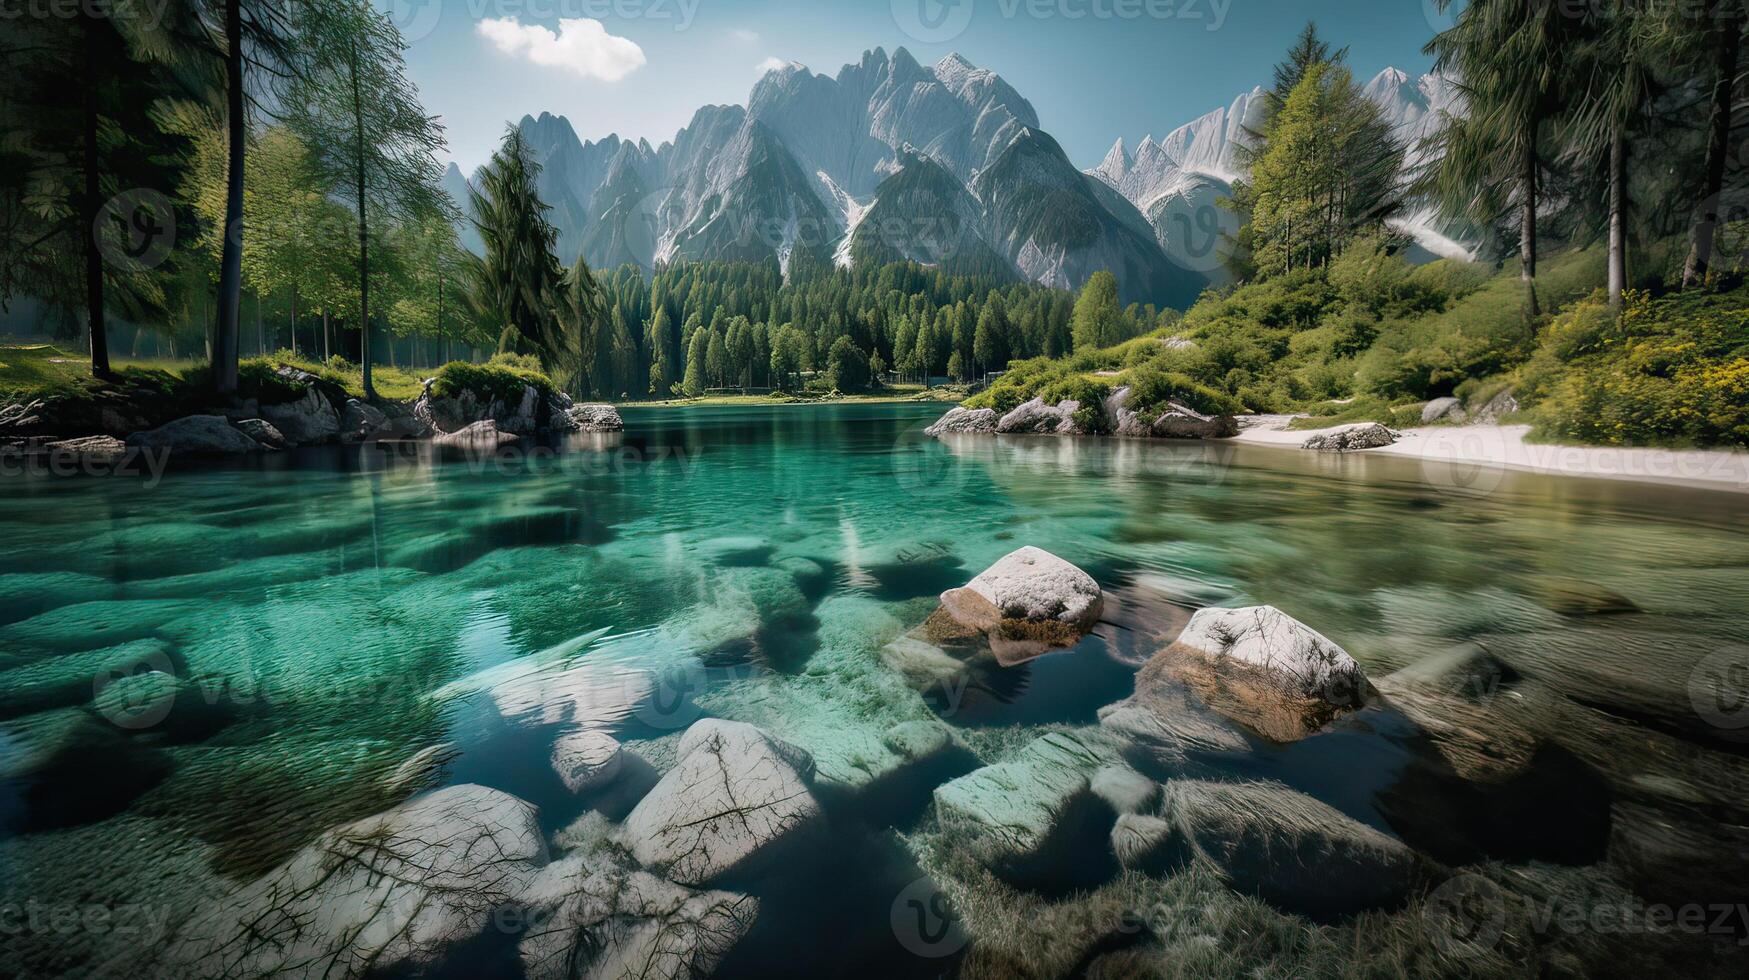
{"left": 3, "top": 403, "right": 1749, "bottom": 976}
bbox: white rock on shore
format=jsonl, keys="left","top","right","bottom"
{"left": 923, "top": 406, "right": 998, "bottom": 435}
{"left": 1301, "top": 422, "right": 1398, "bottom": 453}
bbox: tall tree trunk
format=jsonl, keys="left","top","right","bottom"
{"left": 1684, "top": 3, "right": 1741, "bottom": 288}
{"left": 1519, "top": 136, "right": 1540, "bottom": 318}
{"left": 323, "top": 312, "right": 331, "bottom": 362}
{"left": 213, "top": 0, "right": 244, "bottom": 393}
{"left": 81, "top": 15, "right": 111, "bottom": 379}
{"left": 1608, "top": 131, "right": 1627, "bottom": 311}
{"left": 351, "top": 40, "right": 374, "bottom": 399}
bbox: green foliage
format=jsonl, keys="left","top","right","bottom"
{"left": 1071, "top": 271, "right": 1132, "bottom": 352}
{"left": 1519, "top": 289, "right": 1749, "bottom": 447}
{"left": 429, "top": 356, "right": 554, "bottom": 403}
{"left": 824, "top": 336, "right": 872, "bottom": 392}
{"left": 1124, "top": 367, "right": 1245, "bottom": 417}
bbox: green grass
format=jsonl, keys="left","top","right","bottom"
{"left": 0, "top": 344, "right": 439, "bottom": 408}
{"left": 1285, "top": 395, "right": 1427, "bottom": 430}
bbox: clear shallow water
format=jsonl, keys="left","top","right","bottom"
{"left": 2, "top": 404, "right": 1749, "bottom": 976}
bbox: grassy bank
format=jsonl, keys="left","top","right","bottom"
{"left": 956, "top": 240, "right": 1749, "bottom": 449}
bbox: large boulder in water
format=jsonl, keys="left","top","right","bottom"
{"left": 924, "top": 406, "right": 998, "bottom": 436}
{"left": 517, "top": 853, "right": 758, "bottom": 980}
{"left": 171, "top": 784, "right": 547, "bottom": 978}
{"left": 940, "top": 546, "right": 1102, "bottom": 635}
{"left": 125, "top": 415, "right": 262, "bottom": 455}
{"left": 1143, "top": 605, "right": 1369, "bottom": 742}
{"left": 934, "top": 546, "right": 1103, "bottom": 666}
{"left": 1158, "top": 780, "right": 1424, "bottom": 916}
{"left": 619, "top": 719, "right": 821, "bottom": 886}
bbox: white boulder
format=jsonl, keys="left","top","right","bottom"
{"left": 1302, "top": 423, "right": 1398, "bottom": 453}
{"left": 941, "top": 546, "right": 1102, "bottom": 632}
{"left": 172, "top": 785, "right": 547, "bottom": 978}
{"left": 1155, "top": 605, "right": 1370, "bottom": 741}
{"left": 924, "top": 406, "right": 999, "bottom": 436}
{"left": 551, "top": 728, "right": 624, "bottom": 794}
{"left": 619, "top": 719, "right": 821, "bottom": 886}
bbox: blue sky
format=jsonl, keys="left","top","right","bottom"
{"left": 388, "top": 0, "right": 1451, "bottom": 176}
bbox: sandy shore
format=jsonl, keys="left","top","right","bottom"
{"left": 1233, "top": 416, "right": 1749, "bottom": 495}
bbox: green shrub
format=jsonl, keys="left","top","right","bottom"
{"left": 1124, "top": 366, "right": 1244, "bottom": 416}
{"left": 430, "top": 359, "right": 554, "bottom": 403}
{"left": 1525, "top": 289, "right": 1749, "bottom": 447}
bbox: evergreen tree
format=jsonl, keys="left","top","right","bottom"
{"left": 466, "top": 127, "right": 567, "bottom": 371}
{"left": 682, "top": 326, "right": 708, "bottom": 396}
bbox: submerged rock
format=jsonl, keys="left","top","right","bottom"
{"left": 619, "top": 719, "right": 821, "bottom": 886}
{"left": 1111, "top": 812, "right": 1178, "bottom": 874}
{"left": 924, "top": 406, "right": 998, "bottom": 435}
{"left": 1090, "top": 764, "right": 1160, "bottom": 816}
{"left": 125, "top": 415, "right": 262, "bottom": 455}
{"left": 1146, "top": 605, "right": 1370, "bottom": 742}
{"left": 1160, "top": 780, "right": 1423, "bottom": 916}
{"left": 1301, "top": 423, "right": 1398, "bottom": 453}
{"left": 1374, "top": 645, "right": 1544, "bottom": 782}
{"left": 172, "top": 785, "right": 547, "bottom": 978}
{"left": 551, "top": 728, "right": 624, "bottom": 794}
{"left": 931, "top": 731, "right": 1111, "bottom": 887}
{"left": 517, "top": 855, "right": 758, "bottom": 980}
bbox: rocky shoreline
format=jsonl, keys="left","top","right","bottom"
{"left": 0, "top": 366, "right": 624, "bottom": 464}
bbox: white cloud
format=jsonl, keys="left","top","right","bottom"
{"left": 730, "top": 28, "right": 760, "bottom": 43}
{"left": 756, "top": 56, "right": 792, "bottom": 76}
{"left": 477, "top": 17, "right": 646, "bottom": 82}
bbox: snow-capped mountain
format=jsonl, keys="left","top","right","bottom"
{"left": 1088, "top": 67, "right": 1480, "bottom": 275}
{"left": 457, "top": 48, "right": 1206, "bottom": 306}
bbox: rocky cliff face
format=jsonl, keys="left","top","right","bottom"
{"left": 455, "top": 48, "right": 1203, "bottom": 307}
